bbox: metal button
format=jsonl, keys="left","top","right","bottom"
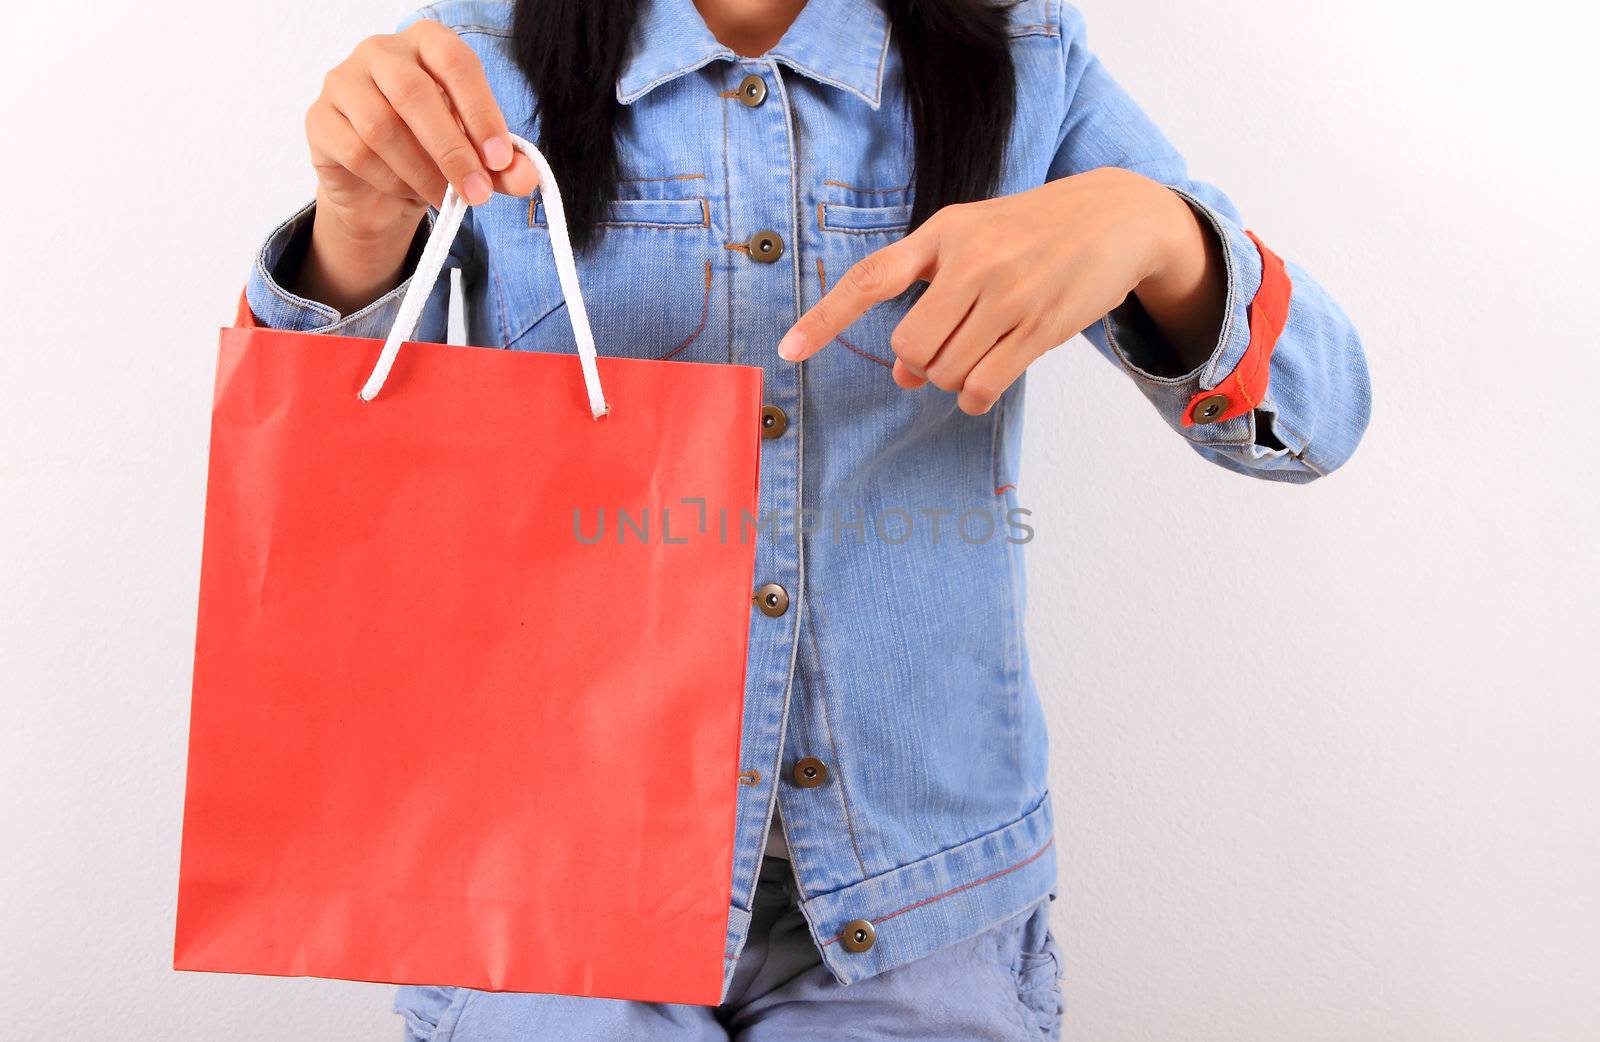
{"left": 737, "top": 74, "right": 768, "bottom": 108}
{"left": 754, "top": 583, "right": 789, "bottom": 617}
{"left": 791, "top": 756, "right": 828, "bottom": 788}
{"left": 761, "top": 404, "right": 788, "bottom": 439}
{"left": 840, "top": 918, "right": 876, "bottom": 953}
{"left": 1190, "top": 393, "right": 1230, "bottom": 425}
{"left": 747, "top": 230, "right": 784, "bottom": 264}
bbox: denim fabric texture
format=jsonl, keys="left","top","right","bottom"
{"left": 395, "top": 856, "right": 1064, "bottom": 1040}
{"left": 243, "top": 0, "right": 1371, "bottom": 1014}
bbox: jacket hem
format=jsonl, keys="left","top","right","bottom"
{"left": 797, "top": 793, "right": 1057, "bottom": 986}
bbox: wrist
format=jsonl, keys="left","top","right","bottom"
{"left": 1137, "top": 180, "right": 1209, "bottom": 296}
{"left": 298, "top": 195, "right": 427, "bottom": 315}
{"left": 1130, "top": 182, "right": 1229, "bottom": 372}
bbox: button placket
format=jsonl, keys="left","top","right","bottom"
{"left": 721, "top": 58, "right": 805, "bottom": 944}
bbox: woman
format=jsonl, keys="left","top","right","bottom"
{"left": 249, "top": 0, "right": 1370, "bottom": 1037}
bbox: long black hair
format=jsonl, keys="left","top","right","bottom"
{"left": 511, "top": 0, "right": 1017, "bottom": 250}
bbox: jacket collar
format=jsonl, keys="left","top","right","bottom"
{"left": 616, "top": 0, "right": 891, "bottom": 110}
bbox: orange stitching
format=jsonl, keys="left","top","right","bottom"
{"left": 816, "top": 202, "right": 825, "bottom": 231}
{"left": 994, "top": 484, "right": 1016, "bottom": 495}
{"left": 618, "top": 173, "right": 707, "bottom": 183}
{"left": 725, "top": 242, "right": 751, "bottom": 254}
{"left": 738, "top": 767, "right": 761, "bottom": 785}
{"left": 838, "top": 332, "right": 893, "bottom": 368}
{"left": 1233, "top": 367, "right": 1258, "bottom": 409}
{"left": 718, "top": 89, "right": 739, "bottom": 98}
{"left": 820, "top": 837, "right": 1055, "bottom": 946}
{"left": 817, "top": 259, "right": 893, "bottom": 368}
{"left": 660, "top": 261, "right": 713, "bottom": 361}
{"left": 803, "top": 602, "right": 871, "bottom": 878}
{"left": 530, "top": 192, "right": 710, "bottom": 228}
{"left": 822, "top": 179, "right": 909, "bottom": 193}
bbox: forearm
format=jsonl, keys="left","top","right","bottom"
{"left": 1086, "top": 184, "right": 1372, "bottom": 481}
{"left": 1044, "top": 3, "right": 1370, "bottom": 479}
{"left": 1131, "top": 183, "right": 1229, "bottom": 374}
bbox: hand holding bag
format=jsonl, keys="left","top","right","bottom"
{"left": 175, "top": 136, "right": 762, "bottom": 1004}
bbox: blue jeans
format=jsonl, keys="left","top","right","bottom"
{"left": 396, "top": 856, "right": 1065, "bottom": 1040}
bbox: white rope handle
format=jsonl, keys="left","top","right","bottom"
{"left": 359, "top": 134, "right": 609, "bottom": 419}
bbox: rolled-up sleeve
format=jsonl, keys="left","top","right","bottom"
{"left": 242, "top": 200, "right": 473, "bottom": 347}
{"left": 1051, "top": 4, "right": 1372, "bottom": 482}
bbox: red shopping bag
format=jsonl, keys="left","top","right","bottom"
{"left": 174, "top": 137, "right": 762, "bottom": 1005}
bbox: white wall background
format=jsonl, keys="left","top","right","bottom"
{"left": 2, "top": 2, "right": 1595, "bottom": 1039}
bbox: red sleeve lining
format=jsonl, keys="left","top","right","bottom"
{"left": 1182, "top": 230, "right": 1291, "bottom": 428}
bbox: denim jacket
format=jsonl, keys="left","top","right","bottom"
{"left": 245, "top": 0, "right": 1371, "bottom": 1000}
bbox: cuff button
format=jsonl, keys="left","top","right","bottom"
{"left": 840, "top": 919, "right": 877, "bottom": 953}
{"left": 1191, "top": 392, "right": 1230, "bottom": 424}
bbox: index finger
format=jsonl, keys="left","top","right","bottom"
{"left": 777, "top": 228, "right": 938, "bottom": 361}
{"left": 413, "top": 21, "right": 513, "bottom": 171}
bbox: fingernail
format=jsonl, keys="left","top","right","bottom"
{"left": 777, "top": 331, "right": 805, "bottom": 360}
{"left": 462, "top": 172, "right": 492, "bottom": 206}
{"left": 483, "top": 136, "right": 512, "bottom": 170}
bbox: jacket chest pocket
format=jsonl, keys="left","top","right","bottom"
{"left": 492, "top": 195, "right": 718, "bottom": 362}
{"left": 812, "top": 197, "right": 916, "bottom": 375}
